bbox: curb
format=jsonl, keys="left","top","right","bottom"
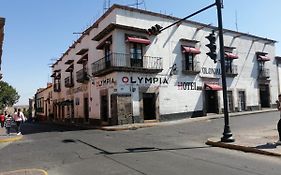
{"left": 0, "top": 168, "right": 48, "bottom": 175}
{"left": 40, "top": 109, "right": 277, "bottom": 132}
{"left": 100, "top": 109, "right": 277, "bottom": 131}
{"left": 0, "top": 135, "right": 23, "bottom": 143}
{"left": 206, "top": 139, "right": 281, "bottom": 157}
{"left": 101, "top": 123, "right": 158, "bottom": 131}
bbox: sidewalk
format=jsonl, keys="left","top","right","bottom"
{"left": 206, "top": 127, "right": 281, "bottom": 157}
{"left": 102, "top": 108, "right": 281, "bottom": 157}
{"left": 0, "top": 127, "right": 23, "bottom": 143}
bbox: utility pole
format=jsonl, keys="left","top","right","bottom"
{"left": 216, "top": 0, "right": 235, "bottom": 142}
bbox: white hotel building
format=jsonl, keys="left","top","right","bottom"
{"left": 43, "top": 4, "right": 279, "bottom": 126}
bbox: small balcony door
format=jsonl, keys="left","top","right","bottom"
{"left": 130, "top": 43, "right": 143, "bottom": 67}
{"left": 104, "top": 45, "right": 111, "bottom": 68}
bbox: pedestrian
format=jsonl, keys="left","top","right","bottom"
{"left": 13, "top": 108, "right": 26, "bottom": 135}
{"left": 276, "top": 94, "right": 281, "bottom": 145}
{"left": 0, "top": 112, "right": 4, "bottom": 128}
{"left": 4, "top": 114, "right": 12, "bottom": 135}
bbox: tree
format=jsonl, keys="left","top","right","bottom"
{"left": 0, "top": 81, "right": 20, "bottom": 110}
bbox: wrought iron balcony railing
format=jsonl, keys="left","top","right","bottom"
{"left": 65, "top": 76, "right": 74, "bottom": 88}
{"left": 91, "top": 53, "right": 163, "bottom": 76}
{"left": 76, "top": 69, "right": 89, "bottom": 83}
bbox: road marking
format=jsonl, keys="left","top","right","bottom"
{"left": 0, "top": 168, "right": 48, "bottom": 175}
{"left": 0, "top": 135, "right": 23, "bottom": 143}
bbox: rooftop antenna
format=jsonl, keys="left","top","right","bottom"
{"left": 103, "top": 0, "right": 111, "bottom": 13}
{"left": 235, "top": 10, "right": 238, "bottom": 32}
{"left": 126, "top": 0, "right": 146, "bottom": 10}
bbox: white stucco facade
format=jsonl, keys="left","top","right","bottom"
{"left": 45, "top": 5, "right": 278, "bottom": 126}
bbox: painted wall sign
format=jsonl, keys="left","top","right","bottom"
{"left": 66, "top": 85, "right": 87, "bottom": 95}
{"left": 201, "top": 67, "right": 221, "bottom": 75}
{"left": 95, "top": 78, "right": 116, "bottom": 87}
{"left": 177, "top": 82, "right": 198, "bottom": 90}
{"left": 122, "top": 76, "right": 169, "bottom": 85}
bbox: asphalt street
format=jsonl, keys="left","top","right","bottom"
{"left": 1, "top": 111, "right": 281, "bottom": 175}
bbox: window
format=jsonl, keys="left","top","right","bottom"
{"left": 225, "top": 59, "right": 233, "bottom": 73}
{"left": 129, "top": 43, "right": 143, "bottom": 67}
{"left": 224, "top": 52, "right": 238, "bottom": 74}
{"left": 104, "top": 44, "right": 111, "bottom": 68}
{"left": 258, "top": 61, "right": 265, "bottom": 71}
{"left": 54, "top": 79, "right": 61, "bottom": 92}
{"left": 184, "top": 52, "right": 195, "bottom": 71}
{"left": 181, "top": 46, "right": 200, "bottom": 73}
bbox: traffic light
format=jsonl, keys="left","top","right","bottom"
{"left": 147, "top": 24, "right": 163, "bottom": 35}
{"left": 205, "top": 30, "right": 217, "bottom": 63}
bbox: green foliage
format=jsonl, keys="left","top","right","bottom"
{"left": 0, "top": 81, "right": 20, "bottom": 110}
{"left": 23, "top": 109, "right": 29, "bottom": 118}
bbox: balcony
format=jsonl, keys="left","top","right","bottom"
{"left": 91, "top": 53, "right": 163, "bottom": 77}
{"left": 76, "top": 69, "right": 89, "bottom": 83}
{"left": 182, "top": 60, "right": 200, "bottom": 75}
{"left": 53, "top": 83, "right": 61, "bottom": 92}
{"left": 225, "top": 65, "right": 238, "bottom": 77}
{"left": 258, "top": 68, "right": 270, "bottom": 79}
{"left": 65, "top": 76, "right": 74, "bottom": 88}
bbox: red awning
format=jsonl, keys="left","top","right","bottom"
{"left": 205, "top": 83, "right": 222, "bottom": 91}
{"left": 257, "top": 55, "right": 270, "bottom": 61}
{"left": 225, "top": 52, "right": 238, "bottom": 59}
{"left": 126, "top": 37, "right": 151, "bottom": 45}
{"left": 182, "top": 46, "right": 201, "bottom": 54}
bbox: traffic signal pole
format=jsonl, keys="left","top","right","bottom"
{"left": 147, "top": 0, "right": 235, "bottom": 142}
{"left": 156, "top": 3, "right": 216, "bottom": 34}
{"left": 216, "top": 0, "right": 235, "bottom": 142}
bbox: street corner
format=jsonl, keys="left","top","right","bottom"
{"left": 205, "top": 138, "right": 281, "bottom": 157}
{"left": 0, "top": 168, "right": 48, "bottom": 175}
{"left": 101, "top": 122, "right": 158, "bottom": 131}
{"left": 0, "top": 135, "right": 23, "bottom": 143}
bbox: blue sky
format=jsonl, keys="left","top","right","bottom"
{"left": 0, "top": 0, "right": 280, "bottom": 105}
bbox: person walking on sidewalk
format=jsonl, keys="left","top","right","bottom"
{"left": 4, "top": 114, "right": 12, "bottom": 135}
{"left": 276, "top": 94, "right": 281, "bottom": 145}
{"left": 13, "top": 108, "right": 26, "bottom": 135}
{"left": 0, "top": 112, "right": 4, "bottom": 128}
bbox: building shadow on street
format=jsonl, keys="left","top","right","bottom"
{"left": 20, "top": 121, "right": 95, "bottom": 135}
{"left": 75, "top": 139, "right": 211, "bottom": 155}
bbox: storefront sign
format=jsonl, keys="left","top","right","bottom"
{"left": 201, "top": 67, "right": 221, "bottom": 75}
{"left": 177, "top": 82, "right": 198, "bottom": 90}
{"left": 95, "top": 78, "right": 116, "bottom": 87}
{"left": 122, "top": 76, "right": 169, "bottom": 85}
{"left": 66, "top": 85, "right": 87, "bottom": 95}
